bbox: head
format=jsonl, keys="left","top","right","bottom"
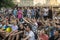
{"left": 18, "top": 7, "right": 20, "bottom": 10}
{"left": 40, "top": 29, "right": 45, "bottom": 35}
{"left": 32, "top": 18, "right": 37, "bottom": 22}
{"left": 6, "top": 21, "right": 9, "bottom": 25}
{"left": 54, "top": 30, "right": 59, "bottom": 36}
{"left": 19, "top": 24, "right": 24, "bottom": 29}
{"left": 25, "top": 24, "right": 32, "bottom": 32}
{"left": 13, "top": 22, "right": 17, "bottom": 25}
{"left": 15, "top": 8, "right": 17, "bottom": 10}
{"left": 2, "top": 21, "right": 5, "bottom": 25}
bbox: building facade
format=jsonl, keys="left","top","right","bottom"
{"left": 18, "top": 0, "right": 34, "bottom": 6}
{"left": 13, "top": 0, "right": 60, "bottom": 7}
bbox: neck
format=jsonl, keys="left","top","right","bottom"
{"left": 28, "top": 30, "right": 31, "bottom": 32}
{"left": 55, "top": 35, "right": 58, "bottom": 37}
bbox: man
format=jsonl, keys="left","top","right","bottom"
{"left": 31, "top": 7, "right": 35, "bottom": 18}
{"left": 13, "top": 8, "right": 17, "bottom": 17}
{"left": 27, "top": 7, "right": 31, "bottom": 18}
{"left": 43, "top": 7, "right": 49, "bottom": 20}
{"left": 48, "top": 8, "right": 53, "bottom": 19}
{"left": 49, "top": 30, "right": 60, "bottom": 40}
{"left": 23, "top": 24, "right": 35, "bottom": 40}
{"left": 8, "top": 23, "right": 18, "bottom": 40}
{"left": 23, "top": 7, "right": 27, "bottom": 17}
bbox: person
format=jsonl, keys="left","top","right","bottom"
{"left": 23, "top": 7, "right": 27, "bottom": 17}
{"left": 23, "top": 24, "right": 35, "bottom": 40}
{"left": 48, "top": 7, "right": 53, "bottom": 19}
{"left": 17, "top": 7, "right": 23, "bottom": 22}
{"left": 13, "top": 8, "right": 17, "bottom": 17}
{"left": 17, "top": 24, "right": 25, "bottom": 40}
{"left": 2, "top": 21, "right": 11, "bottom": 30}
{"left": 38, "top": 29, "right": 49, "bottom": 40}
{"left": 31, "top": 18, "right": 38, "bottom": 33}
{"left": 23, "top": 17, "right": 38, "bottom": 40}
{"left": 35, "top": 7, "right": 40, "bottom": 19}
{"left": 27, "top": 7, "right": 31, "bottom": 18}
{"left": 12, "top": 24, "right": 18, "bottom": 31}
{"left": 0, "top": 21, "right": 11, "bottom": 40}
{"left": 0, "top": 21, "right": 2, "bottom": 28}
{"left": 10, "top": 15, "right": 17, "bottom": 24}
{"left": 31, "top": 7, "right": 35, "bottom": 18}
{"left": 49, "top": 30, "right": 60, "bottom": 40}
{"left": 8, "top": 23, "right": 18, "bottom": 40}
{"left": 43, "top": 7, "right": 49, "bottom": 20}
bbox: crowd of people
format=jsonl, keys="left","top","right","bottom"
{"left": 0, "top": 7, "right": 60, "bottom": 40}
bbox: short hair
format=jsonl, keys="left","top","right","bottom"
{"left": 55, "top": 30, "right": 60, "bottom": 33}
{"left": 26, "top": 24, "right": 32, "bottom": 30}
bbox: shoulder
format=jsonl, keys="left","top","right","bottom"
{"left": 29, "top": 31, "right": 34, "bottom": 35}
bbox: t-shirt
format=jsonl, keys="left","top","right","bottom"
{"left": 23, "top": 9, "right": 27, "bottom": 15}
{"left": 43, "top": 8, "right": 48, "bottom": 16}
{"left": 11, "top": 25, "right": 18, "bottom": 31}
{"left": 49, "top": 36, "right": 60, "bottom": 40}
{"left": 27, "top": 9, "right": 31, "bottom": 15}
{"left": 2, "top": 25, "right": 8, "bottom": 30}
{"left": 18, "top": 10, "right": 22, "bottom": 19}
{"left": 0, "top": 24, "right": 2, "bottom": 28}
{"left": 18, "top": 27, "right": 24, "bottom": 37}
{"left": 13, "top": 9, "right": 17, "bottom": 16}
{"left": 26, "top": 31, "right": 35, "bottom": 40}
{"left": 31, "top": 9, "right": 35, "bottom": 15}
{"left": 39, "top": 34, "right": 49, "bottom": 40}
{"left": 18, "top": 27, "right": 24, "bottom": 31}
{"left": 31, "top": 23, "right": 38, "bottom": 33}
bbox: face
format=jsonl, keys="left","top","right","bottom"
{"left": 18, "top": 8, "right": 20, "bottom": 10}
{"left": 20, "top": 24, "right": 24, "bottom": 29}
{"left": 2, "top": 21, "right": 5, "bottom": 25}
{"left": 6, "top": 21, "right": 9, "bottom": 25}
{"left": 25, "top": 26, "right": 30, "bottom": 32}
{"left": 54, "top": 31, "right": 59, "bottom": 36}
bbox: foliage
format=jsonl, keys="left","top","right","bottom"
{"left": 0, "top": 0, "right": 15, "bottom": 8}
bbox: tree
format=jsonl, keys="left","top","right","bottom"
{"left": 0, "top": 0, "right": 15, "bottom": 8}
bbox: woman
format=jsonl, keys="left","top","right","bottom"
{"left": 38, "top": 29, "right": 49, "bottom": 40}
{"left": 17, "top": 7, "right": 23, "bottom": 22}
{"left": 16, "top": 24, "right": 25, "bottom": 40}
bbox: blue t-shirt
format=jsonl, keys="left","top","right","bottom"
{"left": 11, "top": 25, "right": 18, "bottom": 31}
{"left": 31, "top": 9, "right": 35, "bottom": 15}
{"left": 2, "top": 25, "right": 9, "bottom": 30}
{"left": 13, "top": 10, "right": 17, "bottom": 16}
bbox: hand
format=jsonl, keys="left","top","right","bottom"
{"left": 10, "top": 34, "right": 15, "bottom": 36}
{"left": 20, "top": 31, "right": 23, "bottom": 33}
{"left": 22, "top": 38, "right": 27, "bottom": 40}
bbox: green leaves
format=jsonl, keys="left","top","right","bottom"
{"left": 0, "top": 0, "right": 15, "bottom": 8}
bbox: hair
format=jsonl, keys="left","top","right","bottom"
{"left": 26, "top": 23, "right": 32, "bottom": 30}
{"left": 55, "top": 29, "right": 60, "bottom": 33}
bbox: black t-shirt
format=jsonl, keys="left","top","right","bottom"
{"left": 18, "top": 27, "right": 24, "bottom": 31}
{"left": 49, "top": 36, "right": 59, "bottom": 40}
{"left": 24, "top": 9, "right": 27, "bottom": 15}
{"left": 48, "top": 9, "right": 52, "bottom": 19}
{"left": 18, "top": 27, "right": 25, "bottom": 37}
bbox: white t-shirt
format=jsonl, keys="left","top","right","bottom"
{"left": 43, "top": 8, "right": 49, "bottom": 16}
{"left": 0, "top": 24, "right": 2, "bottom": 28}
{"left": 11, "top": 25, "right": 18, "bottom": 31}
{"left": 26, "top": 31, "right": 35, "bottom": 40}
{"left": 27, "top": 9, "right": 31, "bottom": 18}
{"left": 27, "top": 9, "right": 31, "bottom": 15}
